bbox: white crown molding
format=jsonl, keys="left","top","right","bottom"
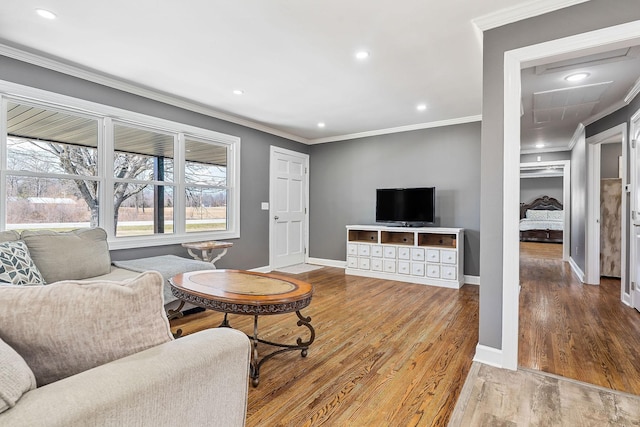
{"left": 582, "top": 99, "right": 628, "bottom": 127}
{"left": 624, "top": 75, "right": 640, "bottom": 104}
{"left": 472, "top": 0, "right": 590, "bottom": 32}
{"left": 1, "top": 42, "right": 484, "bottom": 146}
{"left": 568, "top": 123, "right": 586, "bottom": 151}
{"left": 0, "top": 42, "right": 310, "bottom": 144}
{"left": 308, "top": 115, "right": 482, "bottom": 145}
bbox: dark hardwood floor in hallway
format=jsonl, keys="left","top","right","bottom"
{"left": 519, "top": 242, "right": 640, "bottom": 395}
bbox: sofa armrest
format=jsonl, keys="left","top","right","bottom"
{"left": 0, "top": 328, "right": 251, "bottom": 427}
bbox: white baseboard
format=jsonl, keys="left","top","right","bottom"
{"left": 249, "top": 265, "right": 272, "bottom": 273}
{"left": 473, "top": 344, "right": 504, "bottom": 368}
{"left": 464, "top": 275, "right": 480, "bottom": 286}
{"left": 568, "top": 256, "right": 585, "bottom": 282}
{"left": 254, "top": 258, "right": 345, "bottom": 273}
{"left": 306, "top": 257, "right": 346, "bottom": 268}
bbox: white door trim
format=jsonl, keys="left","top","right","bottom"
{"left": 630, "top": 107, "right": 640, "bottom": 310}
{"left": 585, "top": 124, "right": 628, "bottom": 296}
{"left": 502, "top": 20, "right": 640, "bottom": 370}
{"left": 268, "top": 146, "right": 310, "bottom": 270}
{"left": 520, "top": 160, "right": 571, "bottom": 261}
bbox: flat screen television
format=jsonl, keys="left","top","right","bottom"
{"left": 376, "top": 187, "right": 435, "bottom": 226}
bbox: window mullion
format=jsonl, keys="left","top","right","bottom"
{"left": 174, "top": 133, "right": 185, "bottom": 235}
{"left": 0, "top": 96, "right": 6, "bottom": 229}
{"left": 103, "top": 118, "right": 115, "bottom": 238}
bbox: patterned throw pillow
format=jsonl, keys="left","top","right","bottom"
{"left": 0, "top": 241, "right": 46, "bottom": 285}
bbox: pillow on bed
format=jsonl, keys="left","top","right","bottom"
{"left": 525, "top": 209, "right": 548, "bottom": 220}
{"left": 547, "top": 210, "right": 564, "bottom": 220}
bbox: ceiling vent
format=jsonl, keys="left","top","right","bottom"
{"left": 532, "top": 81, "right": 611, "bottom": 124}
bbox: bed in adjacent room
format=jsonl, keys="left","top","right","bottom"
{"left": 519, "top": 196, "right": 563, "bottom": 243}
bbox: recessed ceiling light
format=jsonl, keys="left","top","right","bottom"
{"left": 233, "top": 89, "right": 244, "bottom": 95}
{"left": 35, "top": 9, "right": 56, "bottom": 19}
{"left": 416, "top": 104, "right": 427, "bottom": 111}
{"left": 317, "top": 122, "right": 326, "bottom": 128}
{"left": 355, "top": 51, "right": 370, "bottom": 60}
{"left": 565, "top": 72, "right": 589, "bottom": 82}
{"left": 535, "top": 143, "right": 545, "bottom": 148}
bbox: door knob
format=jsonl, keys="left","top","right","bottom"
{"left": 274, "top": 216, "right": 279, "bottom": 220}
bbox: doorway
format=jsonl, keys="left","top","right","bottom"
{"left": 501, "top": 21, "right": 640, "bottom": 370}
{"left": 269, "top": 146, "right": 309, "bottom": 270}
{"left": 586, "top": 124, "right": 627, "bottom": 302}
{"left": 520, "top": 160, "right": 571, "bottom": 261}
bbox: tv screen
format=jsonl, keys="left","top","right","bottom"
{"left": 376, "top": 187, "right": 435, "bottom": 225}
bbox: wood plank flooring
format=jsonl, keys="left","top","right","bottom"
{"left": 170, "top": 247, "right": 640, "bottom": 425}
{"left": 519, "top": 242, "right": 640, "bottom": 395}
{"left": 170, "top": 267, "right": 479, "bottom": 426}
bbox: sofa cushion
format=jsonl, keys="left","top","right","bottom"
{"left": 20, "top": 228, "right": 111, "bottom": 283}
{"left": 0, "top": 230, "right": 20, "bottom": 244}
{"left": 0, "top": 337, "right": 36, "bottom": 414}
{"left": 0, "top": 241, "right": 46, "bottom": 285}
{"left": 0, "top": 271, "right": 173, "bottom": 386}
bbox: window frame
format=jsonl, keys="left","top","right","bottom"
{"left": 0, "top": 81, "right": 241, "bottom": 250}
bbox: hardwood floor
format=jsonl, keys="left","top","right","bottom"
{"left": 169, "top": 248, "right": 640, "bottom": 425}
{"left": 519, "top": 242, "right": 640, "bottom": 395}
{"left": 170, "top": 267, "right": 479, "bottom": 426}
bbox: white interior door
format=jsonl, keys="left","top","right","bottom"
{"left": 631, "top": 110, "right": 640, "bottom": 311}
{"left": 269, "top": 147, "right": 308, "bottom": 269}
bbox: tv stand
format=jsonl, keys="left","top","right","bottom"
{"left": 346, "top": 225, "right": 464, "bottom": 289}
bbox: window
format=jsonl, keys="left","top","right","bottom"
{"left": 112, "top": 122, "right": 175, "bottom": 237}
{"left": 1, "top": 89, "right": 240, "bottom": 249}
{"left": 5, "top": 101, "right": 100, "bottom": 230}
{"left": 184, "top": 137, "right": 229, "bottom": 233}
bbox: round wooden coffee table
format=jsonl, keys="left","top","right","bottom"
{"left": 170, "top": 269, "right": 315, "bottom": 386}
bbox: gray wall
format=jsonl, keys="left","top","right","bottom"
{"left": 309, "top": 122, "right": 481, "bottom": 276}
{"left": 481, "top": 0, "right": 640, "bottom": 350}
{"left": 585, "top": 86, "right": 640, "bottom": 296}
{"left": 601, "top": 143, "right": 622, "bottom": 179}
{"left": 520, "top": 177, "right": 563, "bottom": 204}
{"left": 0, "top": 55, "right": 309, "bottom": 270}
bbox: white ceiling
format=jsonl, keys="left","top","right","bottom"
{"left": 520, "top": 46, "right": 640, "bottom": 152}
{"left": 2, "top": 0, "right": 628, "bottom": 149}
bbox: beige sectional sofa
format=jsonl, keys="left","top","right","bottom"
{"left": 0, "top": 228, "right": 251, "bottom": 426}
{"left": 0, "top": 227, "right": 212, "bottom": 313}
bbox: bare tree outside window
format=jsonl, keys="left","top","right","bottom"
{"left": 7, "top": 137, "right": 150, "bottom": 231}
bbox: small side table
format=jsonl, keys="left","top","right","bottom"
{"left": 181, "top": 241, "right": 233, "bottom": 267}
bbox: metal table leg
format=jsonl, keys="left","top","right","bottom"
{"left": 249, "top": 311, "right": 315, "bottom": 387}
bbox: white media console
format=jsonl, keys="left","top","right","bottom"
{"left": 345, "top": 225, "right": 464, "bottom": 289}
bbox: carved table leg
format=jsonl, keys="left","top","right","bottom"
{"left": 248, "top": 310, "right": 315, "bottom": 387}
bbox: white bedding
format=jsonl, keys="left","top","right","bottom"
{"left": 519, "top": 218, "right": 563, "bottom": 231}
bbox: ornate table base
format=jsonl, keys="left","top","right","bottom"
{"left": 170, "top": 270, "right": 315, "bottom": 387}
{"left": 220, "top": 311, "right": 315, "bottom": 386}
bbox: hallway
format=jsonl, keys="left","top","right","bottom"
{"left": 518, "top": 242, "right": 640, "bottom": 395}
